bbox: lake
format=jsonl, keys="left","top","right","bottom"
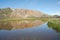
{"left": 0, "top": 20, "right": 60, "bottom": 40}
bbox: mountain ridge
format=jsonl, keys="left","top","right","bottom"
{"left": 10, "top": 8, "right": 49, "bottom": 18}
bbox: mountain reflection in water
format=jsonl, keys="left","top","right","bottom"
{"left": 0, "top": 20, "right": 43, "bottom": 30}
{"left": 0, "top": 20, "right": 60, "bottom": 40}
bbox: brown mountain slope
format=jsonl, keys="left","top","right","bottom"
{"left": 10, "top": 8, "right": 49, "bottom": 18}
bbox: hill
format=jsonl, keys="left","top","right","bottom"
{"left": 10, "top": 8, "right": 49, "bottom": 18}
{"left": 0, "top": 8, "right": 49, "bottom": 19}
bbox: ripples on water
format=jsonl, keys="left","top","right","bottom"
{"left": 0, "top": 20, "right": 60, "bottom": 40}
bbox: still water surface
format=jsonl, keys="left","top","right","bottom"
{"left": 0, "top": 22, "right": 60, "bottom": 40}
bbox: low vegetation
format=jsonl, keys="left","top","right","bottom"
{"left": 0, "top": 8, "right": 12, "bottom": 19}
{"left": 48, "top": 20, "right": 60, "bottom": 32}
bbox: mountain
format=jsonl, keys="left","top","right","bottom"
{"left": 53, "top": 15, "right": 60, "bottom": 18}
{"left": 10, "top": 8, "right": 49, "bottom": 18}
{"left": 0, "top": 8, "right": 49, "bottom": 19}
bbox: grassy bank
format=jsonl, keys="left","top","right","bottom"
{"left": 0, "top": 18, "right": 60, "bottom": 22}
{"left": 0, "top": 18, "right": 50, "bottom": 22}
{"left": 48, "top": 20, "right": 60, "bottom": 32}
{"left": 0, "top": 18, "right": 40, "bottom": 22}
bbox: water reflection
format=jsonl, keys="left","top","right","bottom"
{"left": 0, "top": 21, "right": 60, "bottom": 40}
{"left": 0, "top": 23, "right": 60, "bottom": 40}
{"left": 0, "top": 20, "right": 43, "bottom": 30}
{"left": 0, "top": 21, "right": 13, "bottom": 30}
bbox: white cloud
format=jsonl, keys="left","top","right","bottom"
{"left": 50, "top": 13, "right": 60, "bottom": 16}
{"left": 49, "top": 11, "right": 60, "bottom": 16}
{"left": 57, "top": 1, "right": 60, "bottom": 4}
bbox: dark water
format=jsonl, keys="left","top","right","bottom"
{"left": 0, "top": 21, "right": 60, "bottom": 40}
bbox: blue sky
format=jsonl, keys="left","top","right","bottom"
{"left": 0, "top": 0, "right": 60, "bottom": 15}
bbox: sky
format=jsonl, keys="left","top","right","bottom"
{"left": 0, "top": 0, "right": 60, "bottom": 15}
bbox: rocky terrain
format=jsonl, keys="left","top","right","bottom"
{"left": 10, "top": 8, "right": 49, "bottom": 18}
